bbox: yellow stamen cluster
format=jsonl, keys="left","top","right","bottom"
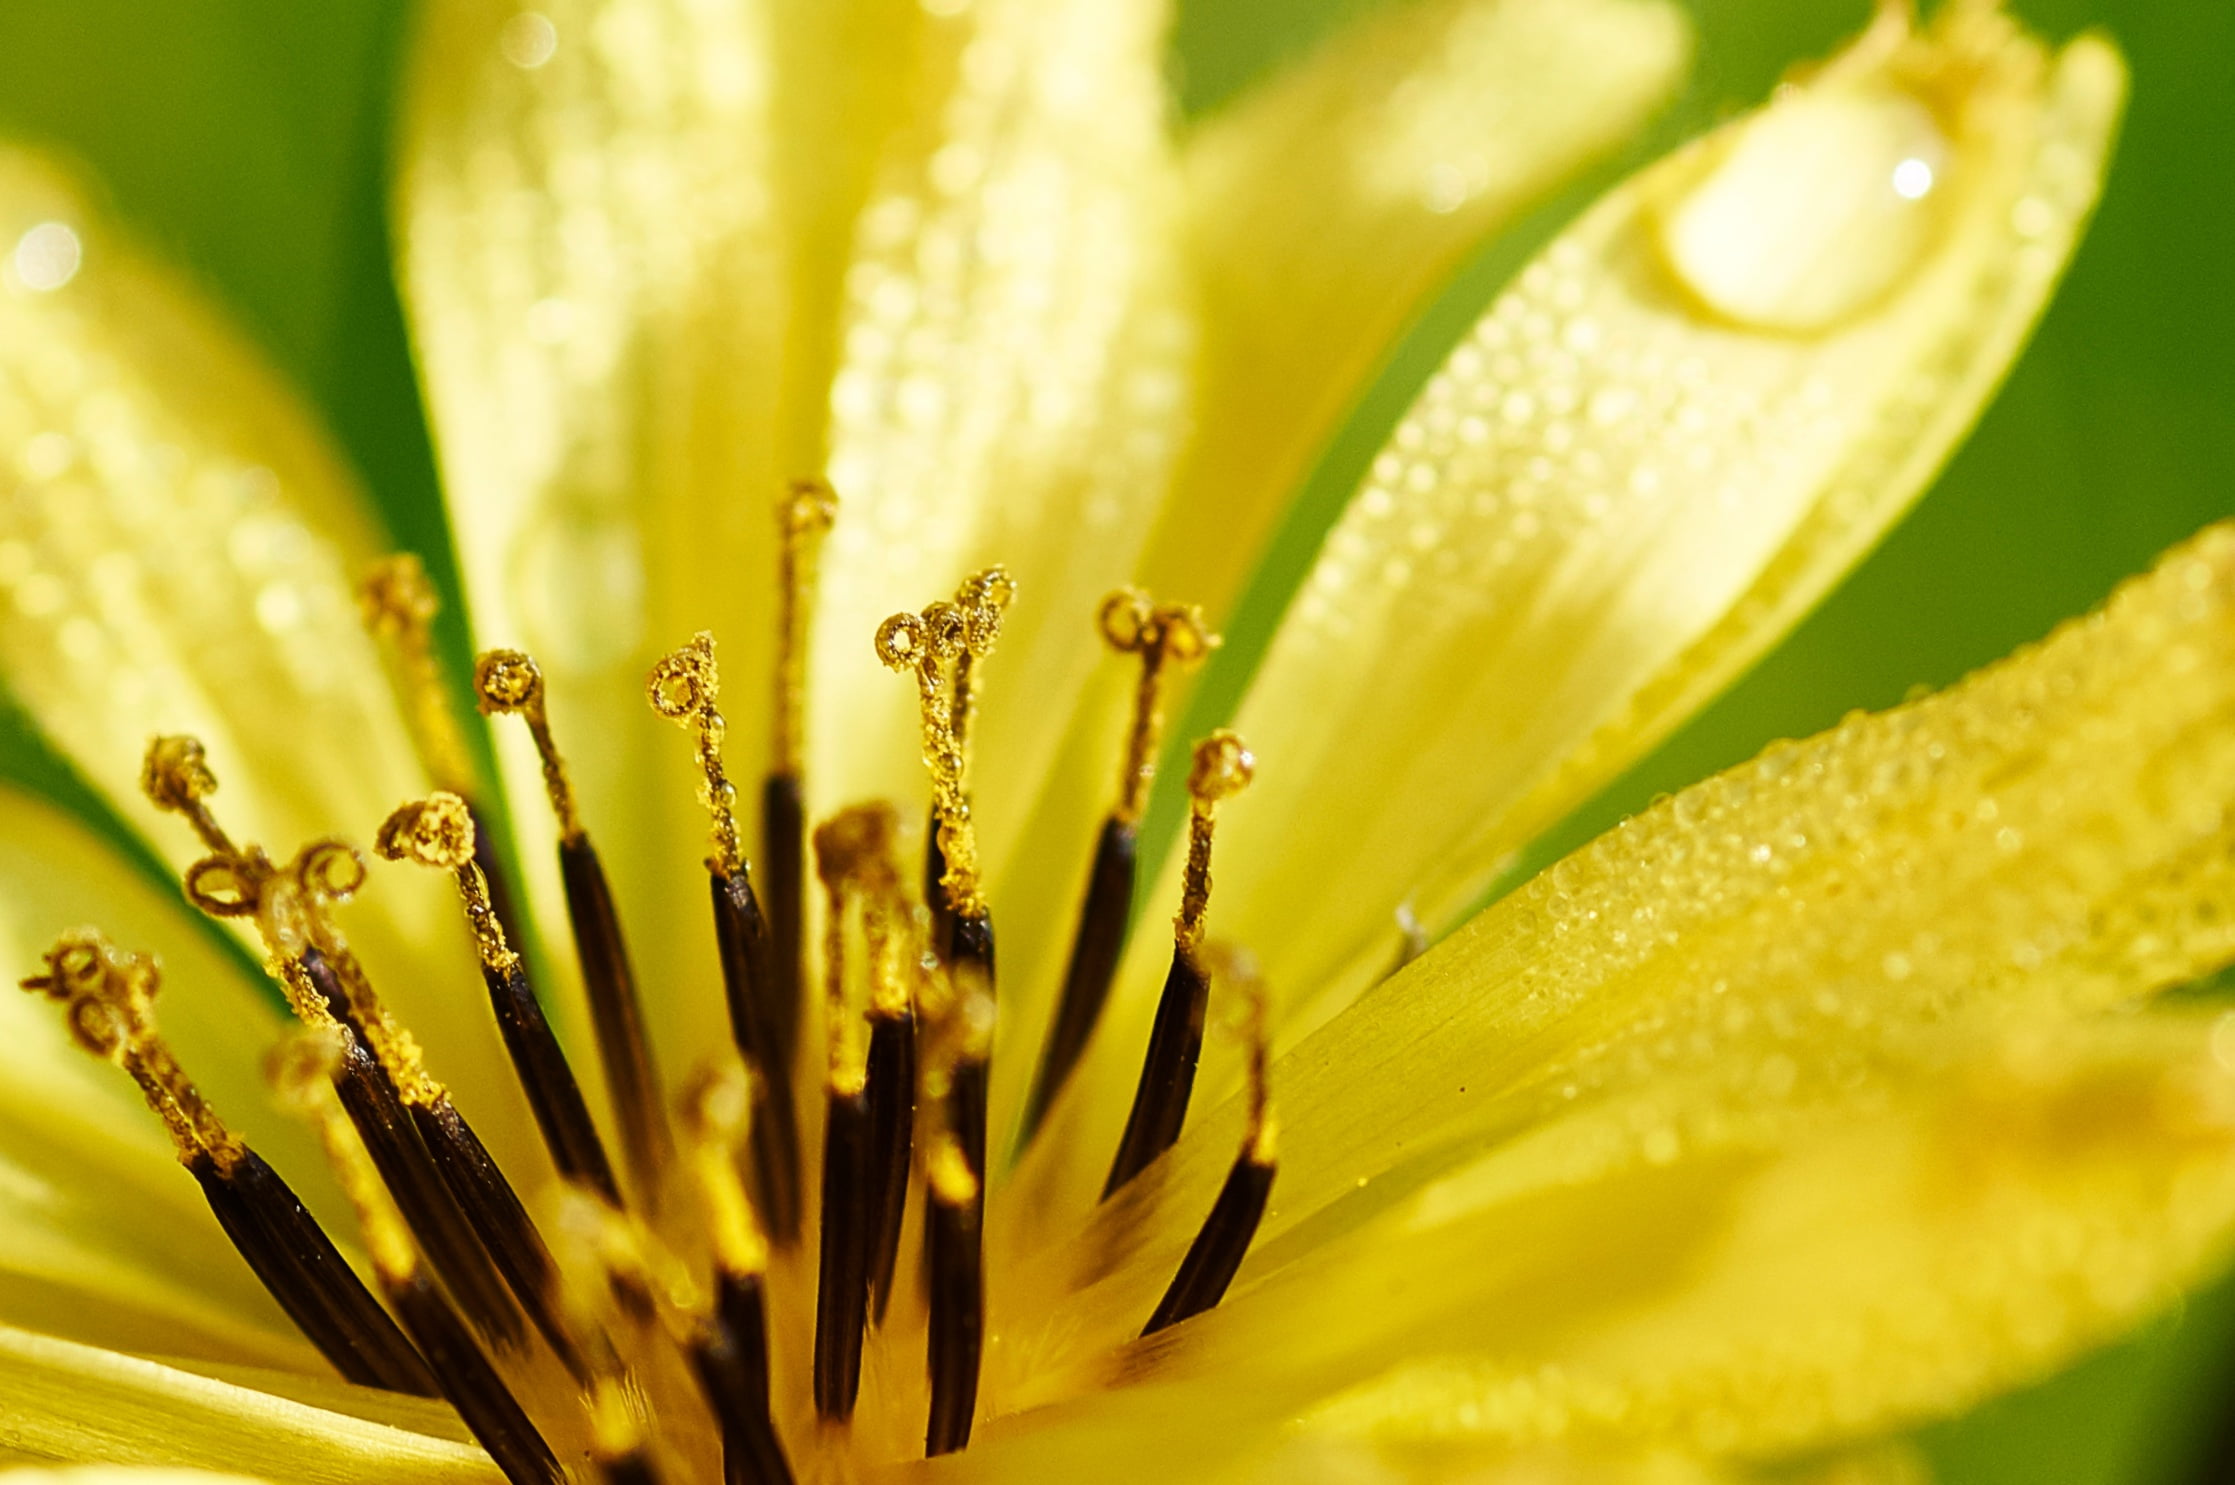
{"left": 875, "top": 567, "right": 1013, "bottom": 919}
{"left": 648, "top": 632, "right": 744, "bottom": 879}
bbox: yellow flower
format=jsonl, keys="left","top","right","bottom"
{"left": 3, "top": 1, "right": 2216, "bottom": 1482}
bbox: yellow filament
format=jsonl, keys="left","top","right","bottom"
{"left": 475, "top": 648, "right": 582, "bottom": 843}
{"left": 1177, "top": 730, "right": 1256, "bottom": 952}
{"left": 1097, "top": 589, "right": 1219, "bottom": 825}
{"left": 20, "top": 930, "right": 245, "bottom": 1173}
{"left": 274, "top": 1028, "right": 418, "bottom": 1284}
{"left": 924, "top": 1124, "right": 981, "bottom": 1209}
{"left": 359, "top": 554, "right": 474, "bottom": 794}
{"left": 376, "top": 794, "right": 517, "bottom": 975}
{"left": 876, "top": 569, "right": 1013, "bottom": 919}
{"left": 587, "top": 1378, "right": 644, "bottom": 1463}
{"left": 680, "top": 1063, "right": 770, "bottom": 1280}
{"left": 773, "top": 479, "right": 839, "bottom": 779}
{"left": 948, "top": 566, "right": 1018, "bottom": 769}
{"left": 812, "top": 803, "right": 907, "bottom": 1094}
{"left": 1209, "top": 944, "right": 1277, "bottom": 1167}
{"left": 647, "top": 632, "right": 743, "bottom": 879}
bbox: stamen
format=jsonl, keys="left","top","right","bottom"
{"left": 275, "top": 1032, "right": 563, "bottom": 1485}
{"left": 917, "top": 957, "right": 993, "bottom": 1456}
{"left": 681, "top": 1065, "right": 794, "bottom": 1485}
{"left": 479, "top": 648, "right": 675, "bottom": 1200}
{"left": 764, "top": 482, "right": 839, "bottom": 1120}
{"left": 808, "top": 805, "right": 909, "bottom": 1419}
{"left": 650, "top": 634, "right": 802, "bottom": 1243}
{"left": 143, "top": 739, "right": 528, "bottom": 1349}
{"left": 19, "top": 932, "right": 436, "bottom": 1396}
{"left": 1105, "top": 730, "right": 1256, "bottom": 1197}
{"left": 1023, "top": 589, "right": 1216, "bottom": 1142}
{"left": 378, "top": 794, "right": 621, "bottom": 1204}
{"left": 361, "top": 555, "right": 527, "bottom": 950}
{"left": 1142, "top": 947, "right": 1277, "bottom": 1337}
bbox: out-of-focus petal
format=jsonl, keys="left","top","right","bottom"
{"left": 990, "top": 1014, "right": 2235, "bottom": 1468}
{"left": 0, "top": 1326, "right": 495, "bottom": 1482}
{"left": 0, "top": 150, "right": 507, "bottom": 1150}
{"left": 396, "top": 0, "right": 790, "bottom": 1058}
{"left": 1139, "top": 0, "right": 1693, "bottom": 624}
{"left": 809, "top": 0, "right": 1195, "bottom": 860}
{"left": 1156, "top": 9, "right": 2124, "bottom": 1065}
{"left": 1003, "top": 518, "right": 2235, "bottom": 1356}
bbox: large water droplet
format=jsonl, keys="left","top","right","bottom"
{"left": 1657, "top": 83, "right": 1950, "bottom": 333}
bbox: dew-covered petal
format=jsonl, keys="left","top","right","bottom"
{"left": 1001, "top": 519, "right": 2235, "bottom": 1370}
{"left": 0, "top": 1326, "right": 496, "bottom": 1482}
{"left": 1135, "top": 0, "right": 1691, "bottom": 624}
{"left": 810, "top": 0, "right": 1196, "bottom": 871}
{"left": 1140, "top": 8, "right": 2124, "bottom": 1068}
{"left": 0, "top": 788, "right": 341, "bottom": 1371}
{"left": 396, "top": 0, "right": 792, "bottom": 1062}
{"left": 0, "top": 150, "right": 507, "bottom": 1154}
{"left": 992, "top": 1013, "right": 2235, "bottom": 1467}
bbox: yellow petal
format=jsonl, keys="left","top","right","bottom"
{"left": 810, "top": 0, "right": 1195, "bottom": 859}
{"left": 1168, "top": 8, "right": 2125, "bottom": 1058}
{"left": 992, "top": 1013, "right": 2235, "bottom": 1468}
{"left": 0, "top": 1325, "right": 496, "bottom": 1482}
{"left": 0, "top": 151, "right": 514, "bottom": 1153}
{"left": 1138, "top": 0, "right": 1693, "bottom": 623}
{"left": 396, "top": 0, "right": 790, "bottom": 1062}
{"left": 0, "top": 1470, "right": 275, "bottom": 1485}
{"left": 1003, "top": 518, "right": 2235, "bottom": 1371}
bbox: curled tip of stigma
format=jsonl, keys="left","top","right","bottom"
{"left": 376, "top": 793, "right": 477, "bottom": 872}
{"left": 1097, "top": 589, "right": 1218, "bottom": 663}
{"left": 359, "top": 553, "right": 441, "bottom": 637}
{"left": 141, "top": 734, "right": 220, "bottom": 817}
{"left": 876, "top": 605, "right": 965, "bottom": 674}
{"left": 21, "top": 928, "right": 151, "bottom": 1065}
{"left": 782, "top": 477, "right": 840, "bottom": 538}
{"left": 474, "top": 648, "right": 545, "bottom": 715}
{"left": 1188, "top": 730, "right": 1256, "bottom": 803}
{"left": 647, "top": 632, "right": 720, "bottom": 724}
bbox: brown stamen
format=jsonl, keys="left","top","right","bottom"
{"left": 1142, "top": 948, "right": 1277, "bottom": 1336}
{"left": 378, "top": 794, "right": 621, "bottom": 1204}
{"left": 479, "top": 648, "right": 674, "bottom": 1201}
{"left": 651, "top": 634, "right": 803, "bottom": 1242}
{"left": 1106, "top": 730, "right": 1255, "bottom": 1197}
{"left": 1024, "top": 589, "right": 1216, "bottom": 1143}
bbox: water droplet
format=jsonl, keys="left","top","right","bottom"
{"left": 500, "top": 11, "right": 558, "bottom": 69}
{"left": 12, "top": 221, "right": 81, "bottom": 292}
{"left": 1657, "top": 84, "right": 1949, "bottom": 332}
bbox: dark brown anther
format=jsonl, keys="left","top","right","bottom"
{"left": 311, "top": 1005, "right": 523, "bottom": 1348}
{"left": 1105, "top": 731, "right": 1254, "bottom": 1198}
{"left": 559, "top": 834, "right": 675, "bottom": 1197}
{"left": 812, "top": 1085, "right": 873, "bottom": 1419}
{"left": 1103, "top": 946, "right": 1211, "bottom": 1198}
{"left": 1022, "top": 815, "right": 1137, "bottom": 1142}
{"left": 388, "top": 1268, "right": 565, "bottom": 1485}
{"left": 410, "top": 1095, "right": 587, "bottom": 1376}
{"left": 690, "top": 1269, "right": 793, "bottom": 1485}
{"left": 483, "top": 956, "right": 621, "bottom": 1204}
{"left": 924, "top": 1126, "right": 984, "bottom": 1457}
{"left": 863, "top": 1008, "right": 915, "bottom": 1322}
{"left": 759, "top": 771, "right": 807, "bottom": 1088}
{"left": 191, "top": 1147, "right": 437, "bottom": 1396}
{"left": 600, "top": 1456, "right": 663, "bottom": 1485}
{"left": 711, "top": 870, "right": 803, "bottom": 1243}
{"left": 1140, "top": 1150, "right": 1275, "bottom": 1337}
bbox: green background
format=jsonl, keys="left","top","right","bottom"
{"left": 0, "top": 0, "right": 2229, "bottom": 1478}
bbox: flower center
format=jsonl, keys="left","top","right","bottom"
{"left": 18, "top": 485, "right": 1284, "bottom": 1482}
